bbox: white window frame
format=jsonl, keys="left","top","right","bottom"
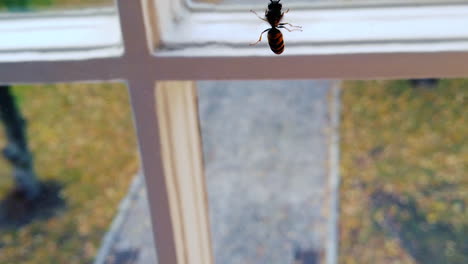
{"left": 0, "top": 1, "right": 467, "bottom": 264}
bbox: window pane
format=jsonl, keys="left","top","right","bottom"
{"left": 198, "top": 80, "right": 332, "bottom": 264}
{"left": 339, "top": 79, "right": 467, "bottom": 263}
{"left": 196, "top": 78, "right": 466, "bottom": 264}
{"left": 82, "top": 78, "right": 465, "bottom": 264}
{"left": 0, "top": 83, "right": 140, "bottom": 263}
{"left": 0, "top": 0, "right": 114, "bottom": 13}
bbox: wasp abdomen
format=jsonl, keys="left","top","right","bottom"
{"left": 268, "top": 28, "right": 284, "bottom": 55}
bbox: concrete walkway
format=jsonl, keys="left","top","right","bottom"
{"left": 99, "top": 80, "right": 336, "bottom": 264}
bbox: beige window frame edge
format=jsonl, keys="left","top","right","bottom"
{"left": 135, "top": 80, "right": 214, "bottom": 264}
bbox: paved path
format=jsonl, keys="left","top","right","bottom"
{"left": 102, "top": 80, "right": 333, "bottom": 264}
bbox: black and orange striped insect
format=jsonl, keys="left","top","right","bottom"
{"left": 250, "top": 0, "right": 302, "bottom": 55}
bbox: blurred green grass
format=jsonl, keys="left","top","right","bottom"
{"left": 339, "top": 80, "right": 467, "bottom": 264}
{"left": 0, "top": 83, "right": 138, "bottom": 264}
{"left": 1, "top": 2, "right": 135, "bottom": 263}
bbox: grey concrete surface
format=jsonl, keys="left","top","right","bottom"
{"left": 103, "top": 176, "right": 157, "bottom": 264}
{"left": 102, "top": 80, "right": 333, "bottom": 264}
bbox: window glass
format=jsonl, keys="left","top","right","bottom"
{"left": 339, "top": 79, "right": 467, "bottom": 264}
{"left": 0, "top": 0, "right": 114, "bottom": 13}
{"left": 198, "top": 80, "right": 331, "bottom": 263}
{"left": 194, "top": 78, "right": 466, "bottom": 264}
{"left": 18, "top": 79, "right": 463, "bottom": 264}
{"left": 0, "top": 83, "right": 139, "bottom": 263}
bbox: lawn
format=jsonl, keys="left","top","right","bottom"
{"left": 0, "top": 2, "right": 138, "bottom": 263}
{"left": 0, "top": 83, "right": 139, "bottom": 264}
{"left": 339, "top": 80, "right": 467, "bottom": 264}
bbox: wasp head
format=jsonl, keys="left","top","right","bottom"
{"left": 268, "top": 0, "right": 282, "bottom": 10}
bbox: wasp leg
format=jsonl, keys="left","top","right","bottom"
{"left": 278, "top": 25, "right": 302, "bottom": 32}
{"left": 279, "top": 23, "right": 302, "bottom": 28}
{"left": 250, "top": 10, "right": 267, "bottom": 22}
{"left": 284, "top": 8, "right": 290, "bottom": 14}
{"left": 250, "top": 29, "right": 270, "bottom": 46}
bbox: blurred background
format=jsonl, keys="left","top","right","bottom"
{"left": 0, "top": 79, "right": 466, "bottom": 264}
{"left": 0, "top": 83, "right": 138, "bottom": 264}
